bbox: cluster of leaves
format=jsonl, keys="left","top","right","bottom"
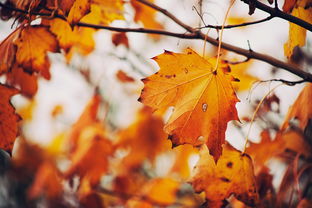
{"left": 0, "top": 0, "right": 311, "bottom": 207}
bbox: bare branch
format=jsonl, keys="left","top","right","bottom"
{"left": 258, "top": 79, "right": 306, "bottom": 86}
{"left": 196, "top": 15, "right": 273, "bottom": 30}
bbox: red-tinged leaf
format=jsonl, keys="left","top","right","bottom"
{"left": 0, "top": 27, "right": 21, "bottom": 74}
{"left": 283, "top": 0, "right": 297, "bottom": 13}
{"left": 139, "top": 48, "right": 239, "bottom": 161}
{"left": 28, "top": 161, "right": 62, "bottom": 199}
{"left": 116, "top": 70, "right": 135, "bottom": 83}
{"left": 14, "top": 26, "right": 59, "bottom": 79}
{"left": 6, "top": 66, "right": 38, "bottom": 97}
{"left": 0, "top": 84, "right": 20, "bottom": 151}
{"left": 65, "top": 133, "right": 113, "bottom": 192}
{"left": 112, "top": 32, "right": 129, "bottom": 48}
{"left": 11, "top": 0, "right": 41, "bottom": 10}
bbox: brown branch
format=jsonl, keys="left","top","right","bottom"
{"left": 1, "top": 1, "right": 312, "bottom": 83}
{"left": 196, "top": 15, "right": 273, "bottom": 30}
{"left": 240, "top": 0, "right": 312, "bottom": 31}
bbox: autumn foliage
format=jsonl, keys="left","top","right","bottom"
{"left": 0, "top": 0, "right": 311, "bottom": 207}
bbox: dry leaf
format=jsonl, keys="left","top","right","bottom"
{"left": 14, "top": 26, "right": 59, "bottom": 79}
{"left": 284, "top": 6, "right": 312, "bottom": 58}
{"left": 282, "top": 83, "right": 312, "bottom": 131}
{"left": 6, "top": 66, "right": 38, "bottom": 97}
{"left": 131, "top": 0, "right": 163, "bottom": 39}
{"left": 141, "top": 178, "right": 179, "bottom": 205}
{"left": 191, "top": 144, "right": 259, "bottom": 208}
{"left": 67, "top": 0, "right": 91, "bottom": 26}
{"left": 116, "top": 70, "right": 135, "bottom": 83}
{"left": 68, "top": 93, "right": 101, "bottom": 151}
{"left": 112, "top": 32, "right": 129, "bottom": 48}
{"left": 28, "top": 161, "right": 62, "bottom": 199}
{"left": 139, "top": 48, "right": 239, "bottom": 161}
{"left": 0, "top": 84, "right": 20, "bottom": 151}
{"left": 0, "top": 27, "right": 21, "bottom": 74}
{"left": 117, "top": 107, "right": 170, "bottom": 171}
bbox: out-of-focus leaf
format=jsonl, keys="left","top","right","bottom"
{"left": 191, "top": 144, "right": 259, "bottom": 208}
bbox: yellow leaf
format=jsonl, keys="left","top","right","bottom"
{"left": 281, "top": 83, "right": 312, "bottom": 130}
{"left": 67, "top": 0, "right": 91, "bottom": 26}
{"left": 284, "top": 6, "right": 312, "bottom": 58}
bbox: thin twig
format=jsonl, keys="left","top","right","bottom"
{"left": 196, "top": 15, "right": 273, "bottom": 30}
{"left": 240, "top": 0, "right": 312, "bottom": 31}
{"left": 258, "top": 78, "right": 306, "bottom": 86}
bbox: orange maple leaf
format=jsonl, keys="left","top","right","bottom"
{"left": 0, "top": 27, "right": 21, "bottom": 74}
{"left": 0, "top": 84, "right": 20, "bottom": 151}
{"left": 191, "top": 144, "right": 259, "bottom": 208}
{"left": 14, "top": 26, "right": 59, "bottom": 79}
{"left": 139, "top": 48, "right": 239, "bottom": 161}
{"left": 117, "top": 107, "right": 170, "bottom": 172}
{"left": 67, "top": 0, "right": 91, "bottom": 26}
{"left": 6, "top": 66, "right": 38, "bottom": 97}
{"left": 131, "top": 0, "right": 163, "bottom": 39}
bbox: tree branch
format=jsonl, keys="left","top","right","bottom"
{"left": 196, "top": 15, "right": 273, "bottom": 30}
{"left": 240, "top": 0, "right": 312, "bottom": 31}
{"left": 1, "top": 1, "right": 312, "bottom": 83}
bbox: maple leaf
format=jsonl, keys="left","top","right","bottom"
{"left": 283, "top": 0, "right": 297, "bottom": 13}
{"left": 170, "top": 144, "right": 198, "bottom": 179}
{"left": 139, "top": 48, "right": 239, "bottom": 161}
{"left": 28, "top": 161, "right": 62, "bottom": 199}
{"left": 131, "top": 0, "right": 163, "bottom": 39}
{"left": 84, "top": 0, "right": 124, "bottom": 25}
{"left": 281, "top": 83, "right": 312, "bottom": 131}
{"left": 67, "top": 0, "right": 91, "bottom": 26}
{"left": 14, "top": 26, "right": 59, "bottom": 79}
{"left": 6, "top": 66, "right": 38, "bottom": 97}
{"left": 117, "top": 107, "right": 170, "bottom": 172}
{"left": 11, "top": 0, "right": 41, "bottom": 11}
{"left": 191, "top": 144, "right": 259, "bottom": 208}
{"left": 116, "top": 70, "right": 135, "bottom": 83}
{"left": 44, "top": 18, "right": 75, "bottom": 51}
{"left": 284, "top": 4, "right": 312, "bottom": 58}
{"left": 65, "top": 129, "right": 113, "bottom": 195}
{"left": 141, "top": 178, "right": 180, "bottom": 205}
{"left": 112, "top": 33, "right": 129, "bottom": 48}
{"left": 43, "top": 18, "right": 95, "bottom": 60}
{"left": 0, "top": 84, "right": 20, "bottom": 151}
{"left": 67, "top": 93, "right": 101, "bottom": 151}
{"left": 0, "top": 27, "right": 21, "bottom": 74}
{"left": 207, "top": 57, "right": 257, "bottom": 92}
